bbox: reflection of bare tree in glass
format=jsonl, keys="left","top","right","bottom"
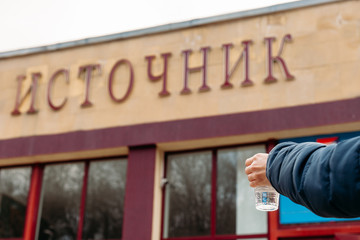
{"left": 82, "top": 159, "right": 127, "bottom": 240}
{"left": 217, "top": 146, "right": 267, "bottom": 236}
{"left": 165, "top": 151, "right": 212, "bottom": 238}
{"left": 37, "top": 163, "right": 84, "bottom": 240}
{"left": 0, "top": 167, "right": 31, "bottom": 238}
{"left": 217, "top": 151, "right": 237, "bottom": 235}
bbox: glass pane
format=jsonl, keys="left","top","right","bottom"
{"left": 0, "top": 167, "right": 31, "bottom": 238}
{"left": 37, "top": 163, "right": 84, "bottom": 240}
{"left": 217, "top": 145, "right": 267, "bottom": 235}
{"left": 163, "top": 151, "right": 212, "bottom": 238}
{"left": 82, "top": 158, "right": 127, "bottom": 240}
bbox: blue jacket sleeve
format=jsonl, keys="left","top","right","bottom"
{"left": 266, "top": 136, "right": 360, "bottom": 218}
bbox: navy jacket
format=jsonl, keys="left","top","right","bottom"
{"left": 266, "top": 136, "right": 360, "bottom": 218}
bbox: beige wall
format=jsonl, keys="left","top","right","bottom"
{"left": 0, "top": 0, "right": 359, "bottom": 140}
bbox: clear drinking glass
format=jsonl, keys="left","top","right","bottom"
{"left": 254, "top": 186, "right": 279, "bottom": 211}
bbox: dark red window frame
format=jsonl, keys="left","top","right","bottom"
{"left": 14, "top": 156, "right": 127, "bottom": 240}
{"left": 269, "top": 211, "right": 360, "bottom": 240}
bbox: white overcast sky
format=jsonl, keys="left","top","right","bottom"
{"left": 0, "top": 0, "right": 298, "bottom": 53}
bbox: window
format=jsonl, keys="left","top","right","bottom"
{"left": 0, "top": 167, "right": 31, "bottom": 238}
{"left": 36, "top": 162, "right": 84, "bottom": 240}
{"left": 35, "top": 158, "right": 127, "bottom": 240}
{"left": 217, "top": 146, "right": 267, "bottom": 235}
{"left": 163, "top": 151, "right": 212, "bottom": 237}
{"left": 82, "top": 159, "right": 127, "bottom": 239}
{"left": 162, "top": 145, "right": 267, "bottom": 239}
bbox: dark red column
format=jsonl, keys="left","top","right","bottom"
{"left": 23, "top": 165, "right": 43, "bottom": 240}
{"left": 122, "top": 145, "right": 157, "bottom": 240}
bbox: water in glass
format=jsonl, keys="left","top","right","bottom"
{"left": 254, "top": 186, "right": 279, "bottom": 211}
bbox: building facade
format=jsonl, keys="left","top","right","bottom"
{"left": 0, "top": 0, "right": 360, "bottom": 240}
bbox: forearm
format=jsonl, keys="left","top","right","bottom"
{"left": 266, "top": 137, "right": 360, "bottom": 218}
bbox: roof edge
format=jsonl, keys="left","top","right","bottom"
{"left": 0, "top": 0, "right": 340, "bottom": 59}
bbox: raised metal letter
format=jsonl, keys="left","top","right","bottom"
{"left": 108, "top": 59, "right": 134, "bottom": 103}
{"left": 264, "top": 34, "right": 295, "bottom": 83}
{"left": 222, "top": 40, "right": 253, "bottom": 89}
{"left": 78, "top": 64, "right": 101, "bottom": 107}
{"left": 145, "top": 53, "right": 172, "bottom": 97}
{"left": 47, "top": 69, "right": 69, "bottom": 111}
{"left": 181, "top": 46, "right": 211, "bottom": 94}
{"left": 11, "top": 73, "right": 41, "bottom": 115}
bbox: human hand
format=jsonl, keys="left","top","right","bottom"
{"left": 245, "top": 153, "right": 271, "bottom": 188}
